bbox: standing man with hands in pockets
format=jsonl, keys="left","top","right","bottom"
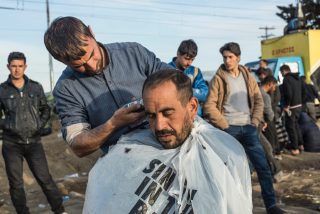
{"left": 204, "top": 42, "right": 286, "bottom": 214}
{"left": 44, "top": 16, "right": 172, "bottom": 157}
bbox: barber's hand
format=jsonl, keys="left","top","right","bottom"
{"left": 109, "top": 104, "right": 145, "bottom": 129}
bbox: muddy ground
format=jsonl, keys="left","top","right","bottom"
{"left": 0, "top": 121, "right": 319, "bottom": 214}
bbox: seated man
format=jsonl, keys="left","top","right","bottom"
{"left": 83, "top": 69, "right": 252, "bottom": 214}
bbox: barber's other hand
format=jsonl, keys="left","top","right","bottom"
{"left": 109, "top": 104, "right": 145, "bottom": 128}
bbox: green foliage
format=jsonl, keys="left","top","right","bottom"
{"left": 276, "top": 0, "right": 320, "bottom": 29}
{"left": 276, "top": 4, "right": 296, "bottom": 22}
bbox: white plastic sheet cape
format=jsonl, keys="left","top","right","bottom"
{"left": 83, "top": 117, "right": 252, "bottom": 214}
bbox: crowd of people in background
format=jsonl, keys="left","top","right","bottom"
{"left": 0, "top": 15, "right": 319, "bottom": 214}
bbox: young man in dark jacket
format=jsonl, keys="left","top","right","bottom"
{"left": 280, "top": 64, "right": 305, "bottom": 156}
{"left": 0, "top": 52, "right": 66, "bottom": 214}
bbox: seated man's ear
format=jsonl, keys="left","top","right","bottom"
{"left": 188, "top": 97, "right": 198, "bottom": 117}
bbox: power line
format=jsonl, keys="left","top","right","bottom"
{"left": 3, "top": 0, "right": 278, "bottom": 12}
{"left": 0, "top": 4, "right": 281, "bottom": 32}
{"left": 1, "top": 0, "right": 281, "bottom": 22}
{"left": 0, "top": 6, "right": 17, "bottom": 10}
{"left": 0, "top": 0, "right": 284, "bottom": 39}
{"left": 259, "top": 26, "right": 275, "bottom": 39}
{"left": 0, "top": 1, "right": 282, "bottom": 26}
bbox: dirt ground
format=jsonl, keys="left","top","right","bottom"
{"left": 0, "top": 121, "right": 319, "bottom": 214}
{"left": 0, "top": 121, "right": 102, "bottom": 214}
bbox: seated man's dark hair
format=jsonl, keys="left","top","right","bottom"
{"left": 219, "top": 42, "right": 241, "bottom": 56}
{"left": 142, "top": 69, "right": 192, "bottom": 106}
{"left": 8, "top": 52, "right": 26, "bottom": 64}
{"left": 177, "top": 39, "right": 198, "bottom": 58}
{"left": 44, "top": 16, "right": 94, "bottom": 62}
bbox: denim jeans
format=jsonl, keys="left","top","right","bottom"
{"left": 224, "top": 124, "right": 276, "bottom": 209}
{"left": 2, "top": 141, "right": 64, "bottom": 214}
{"left": 259, "top": 132, "right": 282, "bottom": 175}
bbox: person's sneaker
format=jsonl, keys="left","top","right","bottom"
{"left": 291, "top": 149, "right": 300, "bottom": 156}
{"left": 299, "top": 145, "right": 304, "bottom": 152}
{"left": 267, "top": 205, "right": 287, "bottom": 214}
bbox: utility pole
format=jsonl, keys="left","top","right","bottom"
{"left": 46, "top": 0, "right": 54, "bottom": 94}
{"left": 259, "top": 26, "right": 275, "bottom": 40}
{"left": 0, "top": 0, "right": 24, "bottom": 10}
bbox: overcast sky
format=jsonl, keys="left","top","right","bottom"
{"left": 0, "top": 0, "right": 295, "bottom": 92}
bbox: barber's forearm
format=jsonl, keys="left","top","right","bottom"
{"left": 71, "top": 120, "right": 116, "bottom": 157}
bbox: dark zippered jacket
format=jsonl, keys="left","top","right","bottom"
{"left": 281, "top": 73, "right": 306, "bottom": 108}
{"left": 0, "top": 75, "right": 50, "bottom": 144}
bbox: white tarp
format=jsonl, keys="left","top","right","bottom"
{"left": 83, "top": 117, "right": 252, "bottom": 214}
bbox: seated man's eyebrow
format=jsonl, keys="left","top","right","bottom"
{"left": 160, "top": 107, "right": 175, "bottom": 113}
{"left": 145, "top": 108, "right": 175, "bottom": 116}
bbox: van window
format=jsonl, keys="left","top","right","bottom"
{"left": 267, "top": 62, "right": 276, "bottom": 74}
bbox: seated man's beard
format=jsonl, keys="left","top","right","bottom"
{"left": 155, "top": 114, "right": 193, "bottom": 149}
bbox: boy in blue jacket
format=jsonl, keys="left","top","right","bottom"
{"left": 169, "top": 39, "right": 208, "bottom": 116}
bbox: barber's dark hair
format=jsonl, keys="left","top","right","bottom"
{"left": 8, "top": 52, "right": 26, "bottom": 64}
{"left": 44, "top": 16, "right": 94, "bottom": 62}
{"left": 261, "top": 75, "right": 277, "bottom": 86}
{"left": 280, "top": 64, "right": 291, "bottom": 72}
{"left": 219, "top": 42, "right": 241, "bottom": 56}
{"left": 142, "top": 69, "right": 192, "bottom": 106}
{"left": 177, "top": 39, "right": 198, "bottom": 58}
